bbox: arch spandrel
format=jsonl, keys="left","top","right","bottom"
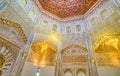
{"left": 61, "top": 44, "right": 88, "bottom": 63}
{"left": 61, "top": 44, "right": 88, "bottom": 55}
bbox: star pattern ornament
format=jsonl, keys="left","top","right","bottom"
{"left": 38, "top": 0, "right": 98, "bottom": 18}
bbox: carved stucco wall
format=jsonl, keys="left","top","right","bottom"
{"left": 0, "top": 1, "right": 32, "bottom": 39}
{"left": 61, "top": 44, "right": 88, "bottom": 76}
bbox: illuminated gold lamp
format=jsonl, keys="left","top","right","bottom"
{"left": 36, "top": 67, "right": 40, "bottom": 76}
{"left": 0, "top": 53, "right": 6, "bottom": 68}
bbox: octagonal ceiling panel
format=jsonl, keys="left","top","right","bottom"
{"left": 38, "top": 0, "right": 98, "bottom": 18}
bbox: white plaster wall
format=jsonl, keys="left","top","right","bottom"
{"left": 21, "top": 62, "right": 36, "bottom": 76}
{"left": 21, "top": 62, "right": 55, "bottom": 76}
{"left": 21, "top": 62, "right": 120, "bottom": 76}
{"left": 98, "top": 66, "right": 120, "bottom": 76}
{"left": 40, "top": 66, "right": 55, "bottom": 76}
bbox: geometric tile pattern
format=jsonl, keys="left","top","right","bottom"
{"left": 39, "top": 0, "right": 98, "bottom": 18}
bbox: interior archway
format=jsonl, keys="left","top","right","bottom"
{"left": 64, "top": 69, "right": 72, "bottom": 76}
{"left": 77, "top": 69, "right": 86, "bottom": 76}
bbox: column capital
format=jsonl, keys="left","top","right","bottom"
{"left": 91, "top": 59, "right": 96, "bottom": 64}
{"left": 56, "top": 59, "right": 61, "bottom": 64}
{"left": 21, "top": 51, "right": 28, "bottom": 59}
{"left": 83, "top": 31, "right": 92, "bottom": 39}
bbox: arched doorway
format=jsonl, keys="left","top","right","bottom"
{"left": 64, "top": 69, "right": 72, "bottom": 76}
{"left": 77, "top": 69, "right": 86, "bottom": 76}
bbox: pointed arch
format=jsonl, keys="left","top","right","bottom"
{"left": 100, "top": 9, "right": 108, "bottom": 20}
{"left": 64, "top": 69, "right": 73, "bottom": 76}
{"left": 91, "top": 17, "right": 96, "bottom": 26}
{"left": 66, "top": 26, "right": 71, "bottom": 33}
{"left": 77, "top": 69, "right": 86, "bottom": 76}
{"left": 76, "top": 25, "right": 81, "bottom": 32}
{"left": 53, "top": 24, "right": 57, "bottom": 31}
{"left": 61, "top": 44, "right": 88, "bottom": 54}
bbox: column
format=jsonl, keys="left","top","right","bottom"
{"left": 85, "top": 35, "right": 98, "bottom": 76}
{"left": 86, "top": 55, "right": 89, "bottom": 76}
{"left": 55, "top": 41, "right": 62, "bottom": 76}
{"left": 11, "top": 32, "right": 35, "bottom": 76}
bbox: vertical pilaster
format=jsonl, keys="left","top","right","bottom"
{"left": 55, "top": 41, "right": 62, "bottom": 76}
{"left": 85, "top": 35, "right": 98, "bottom": 76}
{"left": 11, "top": 32, "right": 35, "bottom": 76}
{"left": 86, "top": 55, "right": 89, "bottom": 76}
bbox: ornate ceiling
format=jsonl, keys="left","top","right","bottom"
{"left": 38, "top": 0, "right": 98, "bottom": 18}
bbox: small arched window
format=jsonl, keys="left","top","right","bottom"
{"left": 43, "top": 20, "right": 48, "bottom": 24}
{"left": 76, "top": 25, "right": 81, "bottom": 32}
{"left": 28, "top": 9, "right": 36, "bottom": 21}
{"left": 66, "top": 26, "right": 71, "bottom": 33}
{"left": 77, "top": 69, "right": 86, "bottom": 76}
{"left": 64, "top": 69, "right": 72, "bottom": 76}
{"left": 41, "top": 20, "right": 48, "bottom": 27}
{"left": 91, "top": 18, "right": 96, "bottom": 26}
{"left": 17, "top": 0, "right": 27, "bottom": 8}
{"left": 100, "top": 9, "right": 108, "bottom": 20}
{"left": 53, "top": 24, "right": 57, "bottom": 31}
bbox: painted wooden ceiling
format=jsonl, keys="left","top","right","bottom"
{"left": 38, "top": 0, "right": 98, "bottom": 18}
